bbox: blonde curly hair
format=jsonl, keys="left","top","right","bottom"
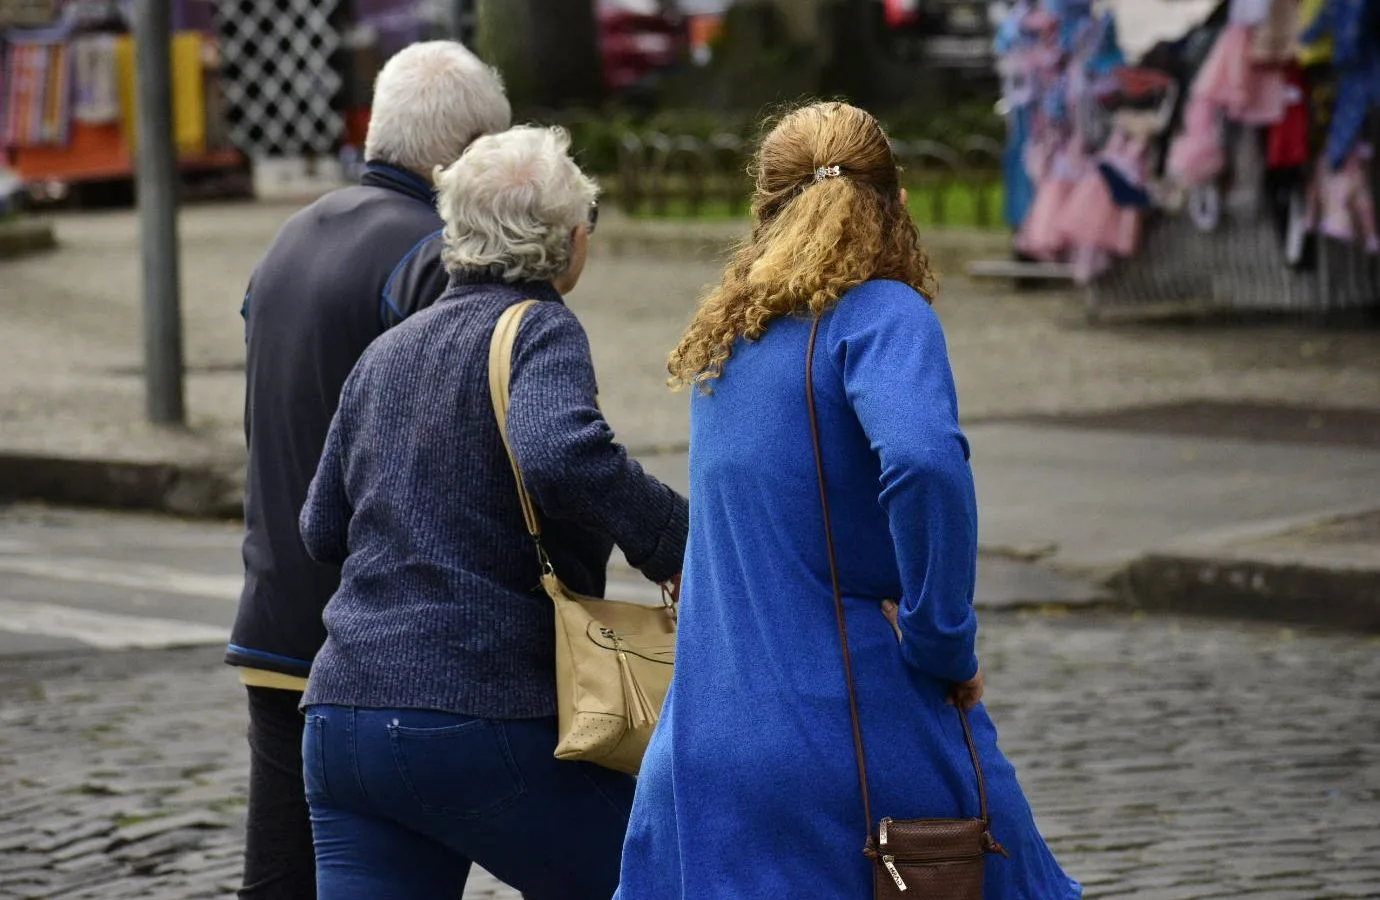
{"left": 667, "top": 101, "right": 936, "bottom": 391}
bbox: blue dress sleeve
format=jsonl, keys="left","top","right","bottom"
{"left": 299, "top": 405, "right": 352, "bottom": 567}
{"left": 825, "top": 282, "right": 980, "bottom": 684}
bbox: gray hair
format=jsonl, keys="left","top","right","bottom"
{"left": 364, "top": 41, "right": 511, "bottom": 175}
{"left": 436, "top": 126, "right": 599, "bottom": 283}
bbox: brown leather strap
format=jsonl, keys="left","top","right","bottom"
{"left": 956, "top": 683, "right": 991, "bottom": 825}
{"left": 805, "top": 315, "right": 874, "bottom": 839}
{"left": 804, "top": 315, "right": 992, "bottom": 838}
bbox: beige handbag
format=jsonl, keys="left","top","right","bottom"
{"left": 487, "top": 299, "right": 678, "bottom": 776}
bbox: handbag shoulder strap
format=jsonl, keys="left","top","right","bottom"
{"left": 488, "top": 299, "right": 545, "bottom": 555}
{"left": 804, "top": 315, "right": 993, "bottom": 842}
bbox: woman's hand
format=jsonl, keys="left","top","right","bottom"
{"left": 884, "top": 601, "right": 983, "bottom": 708}
{"left": 950, "top": 668, "right": 985, "bottom": 710}
{"left": 881, "top": 600, "right": 902, "bottom": 642}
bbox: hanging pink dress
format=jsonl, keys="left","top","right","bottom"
{"left": 1191, "top": 0, "right": 1292, "bottom": 124}
{"left": 1061, "top": 128, "right": 1147, "bottom": 282}
{"left": 1017, "top": 135, "right": 1089, "bottom": 259}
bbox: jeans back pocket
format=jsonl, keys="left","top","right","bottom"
{"left": 303, "top": 713, "right": 331, "bottom": 805}
{"left": 387, "top": 718, "right": 526, "bottom": 819}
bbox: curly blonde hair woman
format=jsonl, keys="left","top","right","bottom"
{"left": 668, "top": 101, "right": 935, "bottom": 389}
{"left": 616, "top": 103, "right": 1080, "bottom": 899}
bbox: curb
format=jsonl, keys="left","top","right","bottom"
{"left": 6, "top": 451, "right": 1378, "bottom": 633}
{"left": 0, "top": 454, "right": 241, "bottom": 520}
{"left": 1116, "top": 552, "right": 1380, "bottom": 633}
{"left": 7, "top": 449, "right": 1378, "bottom": 633}
{"left": 0, "top": 218, "right": 57, "bottom": 259}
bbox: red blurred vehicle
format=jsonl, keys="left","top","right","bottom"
{"left": 598, "top": 1, "right": 689, "bottom": 93}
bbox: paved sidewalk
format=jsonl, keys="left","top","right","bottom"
{"left": 3, "top": 204, "right": 1379, "bottom": 465}
{"left": 2, "top": 204, "right": 1380, "bottom": 626}
{"left": 1, "top": 612, "right": 1377, "bottom": 899}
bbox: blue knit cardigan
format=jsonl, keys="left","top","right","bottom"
{"left": 299, "top": 279, "right": 689, "bottom": 718}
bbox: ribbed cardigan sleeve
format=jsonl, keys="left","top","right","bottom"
{"left": 826, "top": 282, "right": 980, "bottom": 684}
{"left": 505, "top": 302, "right": 689, "bottom": 584}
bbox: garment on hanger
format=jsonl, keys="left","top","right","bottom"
{"left": 1017, "top": 133, "right": 1089, "bottom": 259}
{"left": 1266, "top": 64, "right": 1311, "bottom": 167}
{"left": 1082, "top": 10, "right": 1126, "bottom": 78}
{"left": 71, "top": 33, "right": 119, "bottom": 124}
{"left": 114, "top": 32, "right": 206, "bottom": 157}
{"left": 996, "top": 0, "right": 1035, "bottom": 54}
{"left": 1300, "top": 0, "right": 1380, "bottom": 168}
{"left": 1193, "top": 19, "right": 1293, "bottom": 123}
{"left": 1003, "top": 105, "right": 1038, "bottom": 229}
{"left": 1062, "top": 120, "right": 1148, "bottom": 249}
{"left": 1295, "top": 0, "right": 1333, "bottom": 66}
{"left": 1300, "top": 0, "right": 1374, "bottom": 67}
{"left": 1060, "top": 104, "right": 1159, "bottom": 285}
{"left": 1168, "top": 97, "right": 1227, "bottom": 185}
{"left": 0, "top": 36, "right": 71, "bottom": 148}
{"left": 1312, "top": 60, "right": 1380, "bottom": 168}
{"left": 996, "top": 0, "right": 1046, "bottom": 229}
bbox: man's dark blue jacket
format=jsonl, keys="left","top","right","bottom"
{"left": 227, "top": 162, "right": 448, "bottom": 679}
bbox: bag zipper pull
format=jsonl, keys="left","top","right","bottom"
{"left": 879, "top": 817, "right": 890, "bottom": 846}
{"left": 882, "top": 855, "right": 907, "bottom": 891}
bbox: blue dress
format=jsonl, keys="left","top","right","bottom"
{"left": 616, "top": 281, "right": 1080, "bottom": 899}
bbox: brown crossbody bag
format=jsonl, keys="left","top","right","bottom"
{"left": 805, "top": 315, "right": 1007, "bottom": 898}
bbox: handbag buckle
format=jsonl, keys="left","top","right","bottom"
{"left": 534, "top": 538, "right": 555, "bottom": 577}
{"left": 660, "top": 583, "right": 678, "bottom": 623}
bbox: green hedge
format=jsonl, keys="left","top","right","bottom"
{"left": 538, "top": 103, "right": 1004, "bottom": 175}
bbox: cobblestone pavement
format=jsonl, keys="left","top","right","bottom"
{"left": 1, "top": 613, "right": 1377, "bottom": 899}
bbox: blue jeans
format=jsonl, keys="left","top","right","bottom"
{"left": 302, "top": 705, "right": 635, "bottom": 900}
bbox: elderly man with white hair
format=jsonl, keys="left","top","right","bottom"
{"left": 294, "top": 125, "right": 688, "bottom": 898}
{"left": 228, "top": 41, "right": 509, "bottom": 899}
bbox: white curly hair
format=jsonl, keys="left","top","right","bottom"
{"left": 435, "top": 126, "right": 599, "bottom": 283}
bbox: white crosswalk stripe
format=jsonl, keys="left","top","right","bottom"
{"left": 0, "top": 543, "right": 660, "bottom": 652}
{"left": 0, "top": 554, "right": 242, "bottom": 601}
{"left": 0, "top": 598, "right": 229, "bottom": 650}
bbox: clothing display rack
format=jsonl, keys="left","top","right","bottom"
{"left": 995, "top": 0, "right": 1380, "bottom": 317}
{"left": 0, "top": 0, "right": 240, "bottom": 192}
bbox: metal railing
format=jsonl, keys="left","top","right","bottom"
{"left": 608, "top": 131, "right": 1004, "bottom": 227}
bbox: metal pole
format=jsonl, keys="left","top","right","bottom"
{"left": 134, "top": 0, "right": 185, "bottom": 425}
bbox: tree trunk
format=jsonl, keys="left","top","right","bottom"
{"left": 477, "top": 0, "right": 605, "bottom": 111}
{"left": 769, "top": 0, "right": 823, "bottom": 44}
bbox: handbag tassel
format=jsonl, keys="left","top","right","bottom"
{"left": 618, "top": 649, "right": 657, "bottom": 730}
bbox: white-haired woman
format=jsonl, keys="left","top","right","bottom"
{"left": 297, "top": 126, "right": 688, "bottom": 899}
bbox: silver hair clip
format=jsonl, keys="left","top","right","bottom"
{"left": 814, "top": 165, "right": 841, "bottom": 182}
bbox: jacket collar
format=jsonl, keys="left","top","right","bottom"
{"left": 361, "top": 161, "right": 436, "bottom": 206}
{"left": 443, "top": 277, "right": 566, "bottom": 307}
